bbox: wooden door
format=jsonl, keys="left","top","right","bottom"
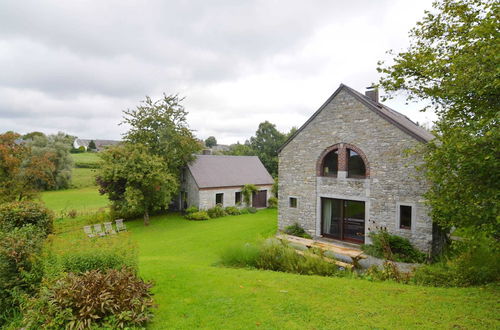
{"left": 252, "top": 190, "right": 267, "bottom": 208}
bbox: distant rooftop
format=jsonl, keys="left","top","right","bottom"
{"left": 187, "top": 155, "right": 274, "bottom": 189}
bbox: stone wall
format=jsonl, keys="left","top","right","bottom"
{"left": 198, "top": 185, "right": 272, "bottom": 210}
{"left": 278, "top": 89, "right": 433, "bottom": 252}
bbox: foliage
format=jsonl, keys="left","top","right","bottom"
{"left": 224, "top": 206, "right": 241, "bottom": 215}
{"left": 205, "top": 136, "right": 217, "bottom": 148}
{"left": 0, "top": 132, "right": 54, "bottom": 202}
{"left": 245, "top": 207, "right": 257, "bottom": 214}
{"left": 267, "top": 196, "right": 278, "bottom": 208}
{"left": 378, "top": 0, "right": 500, "bottom": 237}
{"left": 121, "top": 94, "right": 202, "bottom": 175}
{"left": 220, "top": 238, "right": 344, "bottom": 277}
{"left": 364, "top": 261, "right": 412, "bottom": 284}
{"left": 223, "top": 141, "right": 256, "bottom": 156}
{"left": 69, "top": 146, "right": 86, "bottom": 153}
{"left": 28, "top": 132, "right": 74, "bottom": 190}
{"left": 272, "top": 177, "right": 278, "bottom": 198}
{"left": 21, "top": 268, "right": 155, "bottom": 330}
{"left": 241, "top": 184, "right": 258, "bottom": 207}
{"left": 207, "top": 204, "right": 227, "bottom": 218}
{"left": 362, "top": 230, "right": 426, "bottom": 263}
{"left": 0, "top": 226, "right": 45, "bottom": 325}
{"left": 96, "top": 143, "right": 177, "bottom": 225}
{"left": 185, "top": 206, "right": 199, "bottom": 214}
{"left": 87, "top": 139, "right": 97, "bottom": 150}
{"left": 413, "top": 235, "right": 499, "bottom": 287}
{"left": 44, "top": 233, "right": 138, "bottom": 277}
{"left": 283, "top": 223, "right": 312, "bottom": 239}
{"left": 185, "top": 211, "right": 210, "bottom": 221}
{"left": 22, "top": 131, "right": 45, "bottom": 140}
{"left": 0, "top": 201, "right": 54, "bottom": 236}
{"left": 249, "top": 121, "right": 287, "bottom": 177}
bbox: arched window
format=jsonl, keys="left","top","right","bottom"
{"left": 321, "top": 149, "right": 338, "bottom": 176}
{"left": 347, "top": 149, "right": 366, "bottom": 178}
{"left": 318, "top": 143, "right": 369, "bottom": 179}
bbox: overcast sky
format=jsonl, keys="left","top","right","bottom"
{"left": 0, "top": 0, "right": 437, "bottom": 144}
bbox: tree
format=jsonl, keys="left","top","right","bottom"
{"left": 22, "top": 131, "right": 45, "bottom": 140}
{"left": 28, "top": 132, "right": 74, "bottom": 190}
{"left": 88, "top": 140, "right": 97, "bottom": 151}
{"left": 223, "top": 141, "right": 256, "bottom": 156}
{"left": 121, "top": 94, "right": 202, "bottom": 175}
{"left": 0, "top": 132, "right": 55, "bottom": 202}
{"left": 97, "top": 144, "right": 177, "bottom": 225}
{"left": 249, "top": 121, "right": 287, "bottom": 177}
{"left": 205, "top": 136, "right": 217, "bottom": 148}
{"left": 378, "top": 0, "right": 499, "bottom": 237}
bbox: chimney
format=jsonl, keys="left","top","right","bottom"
{"left": 365, "top": 86, "right": 379, "bottom": 103}
{"left": 202, "top": 149, "right": 212, "bottom": 155}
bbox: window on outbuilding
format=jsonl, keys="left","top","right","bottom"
{"left": 215, "top": 193, "right": 224, "bottom": 205}
{"left": 347, "top": 149, "right": 366, "bottom": 178}
{"left": 322, "top": 149, "right": 338, "bottom": 176}
{"left": 235, "top": 191, "right": 242, "bottom": 204}
{"left": 289, "top": 197, "right": 297, "bottom": 208}
{"left": 399, "top": 205, "right": 412, "bottom": 229}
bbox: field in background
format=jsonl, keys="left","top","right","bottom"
{"left": 41, "top": 187, "right": 107, "bottom": 213}
{"left": 70, "top": 152, "right": 101, "bottom": 188}
{"left": 48, "top": 199, "right": 499, "bottom": 329}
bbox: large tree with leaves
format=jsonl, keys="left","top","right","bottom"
{"left": 97, "top": 144, "right": 177, "bottom": 225}
{"left": 121, "top": 94, "right": 202, "bottom": 175}
{"left": 249, "top": 121, "right": 287, "bottom": 177}
{"left": 378, "top": 0, "right": 499, "bottom": 237}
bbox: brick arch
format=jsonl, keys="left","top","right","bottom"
{"left": 316, "top": 142, "right": 370, "bottom": 177}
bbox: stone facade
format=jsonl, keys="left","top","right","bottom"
{"left": 278, "top": 87, "right": 433, "bottom": 252}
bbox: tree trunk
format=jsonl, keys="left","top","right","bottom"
{"left": 143, "top": 209, "right": 150, "bottom": 226}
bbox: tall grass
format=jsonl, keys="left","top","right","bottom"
{"left": 220, "top": 238, "right": 345, "bottom": 277}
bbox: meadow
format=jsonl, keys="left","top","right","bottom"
{"left": 43, "top": 176, "right": 499, "bottom": 329}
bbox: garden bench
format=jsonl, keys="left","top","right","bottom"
{"left": 115, "top": 219, "right": 127, "bottom": 232}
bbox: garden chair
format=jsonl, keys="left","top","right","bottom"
{"left": 104, "top": 222, "right": 116, "bottom": 235}
{"left": 93, "top": 223, "right": 106, "bottom": 237}
{"left": 115, "top": 219, "right": 127, "bottom": 232}
{"left": 83, "top": 225, "right": 95, "bottom": 238}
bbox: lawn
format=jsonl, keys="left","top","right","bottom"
{"left": 46, "top": 190, "right": 498, "bottom": 329}
{"left": 70, "top": 152, "right": 100, "bottom": 164}
{"left": 41, "top": 187, "right": 107, "bottom": 213}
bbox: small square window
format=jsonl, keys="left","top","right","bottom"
{"left": 400, "top": 205, "right": 412, "bottom": 229}
{"left": 289, "top": 197, "right": 297, "bottom": 208}
{"left": 235, "top": 191, "right": 242, "bottom": 204}
{"left": 216, "top": 193, "right": 224, "bottom": 205}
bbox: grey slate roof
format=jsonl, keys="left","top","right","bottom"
{"left": 75, "top": 139, "right": 121, "bottom": 149}
{"left": 278, "top": 84, "right": 434, "bottom": 153}
{"left": 187, "top": 155, "right": 274, "bottom": 189}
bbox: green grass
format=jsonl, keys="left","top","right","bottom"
{"left": 70, "top": 152, "right": 100, "bottom": 164}
{"left": 45, "top": 190, "right": 498, "bottom": 329}
{"left": 71, "top": 168, "right": 97, "bottom": 188}
{"left": 41, "top": 187, "right": 107, "bottom": 213}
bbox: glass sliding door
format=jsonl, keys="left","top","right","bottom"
{"left": 321, "top": 198, "right": 365, "bottom": 244}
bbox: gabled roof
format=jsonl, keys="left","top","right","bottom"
{"left": 278, "top": 84, "right": 434, "bottom": 153}
{"left": 187, "top": 155, "right": 274, "bottom": 189}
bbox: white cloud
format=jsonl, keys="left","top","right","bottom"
{"left": 0, "top": 0, "right": 436, "bottom": 144}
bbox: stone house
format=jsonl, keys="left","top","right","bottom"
{"left": 278, "top": 84, "right": 438, "bottom": 253}
{"left": 180, "top": 155, "right": 274, "bottom": 210}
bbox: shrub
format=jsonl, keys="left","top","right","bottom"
{"left": 185, "top": 206, "right": 199, "bottom": 214}
{"left": 239, "top": 208, "right": 250, "bottom": 214}
{"left": 267, "top": 196, "right": 278, "bottom": 208}
{"left": 241, "top": 184, "right": 258, "bottom": 206}
{"left": 284, "top": 223, "right": 312, "bottom": 239}
{"left": 207, "top": 204, "right": 226, "bottom": 218}
{"left": 22, "top": 268, "right": 155, "bottom": 329}
{"left": 413, "top": 236, "right": 500, "bottom": 287}
{"left": 0, "top": 225, "right": 45, "bottom": 325}
{"left": 224, "top": 206, "right": 241, "bottom": 215}
{"left": 245, "top": 207, "right": 257, "bottom": 214}
{"left": 185, "top": 211, "right": 210, "bottom": 221}
{"left": 362, "top": 229, "right": 426, "bottom": 263}
{"left": 0, "top": 201, "right": 54, "bottom": 236}
{"left": 220, "top": 239, "right": 344, "bottom": 277}
{"left": 67, "top": 209, "right": 78, "bottom": 219}
{"left": 364, "top": 261, "right": 412, "bottom": 284}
